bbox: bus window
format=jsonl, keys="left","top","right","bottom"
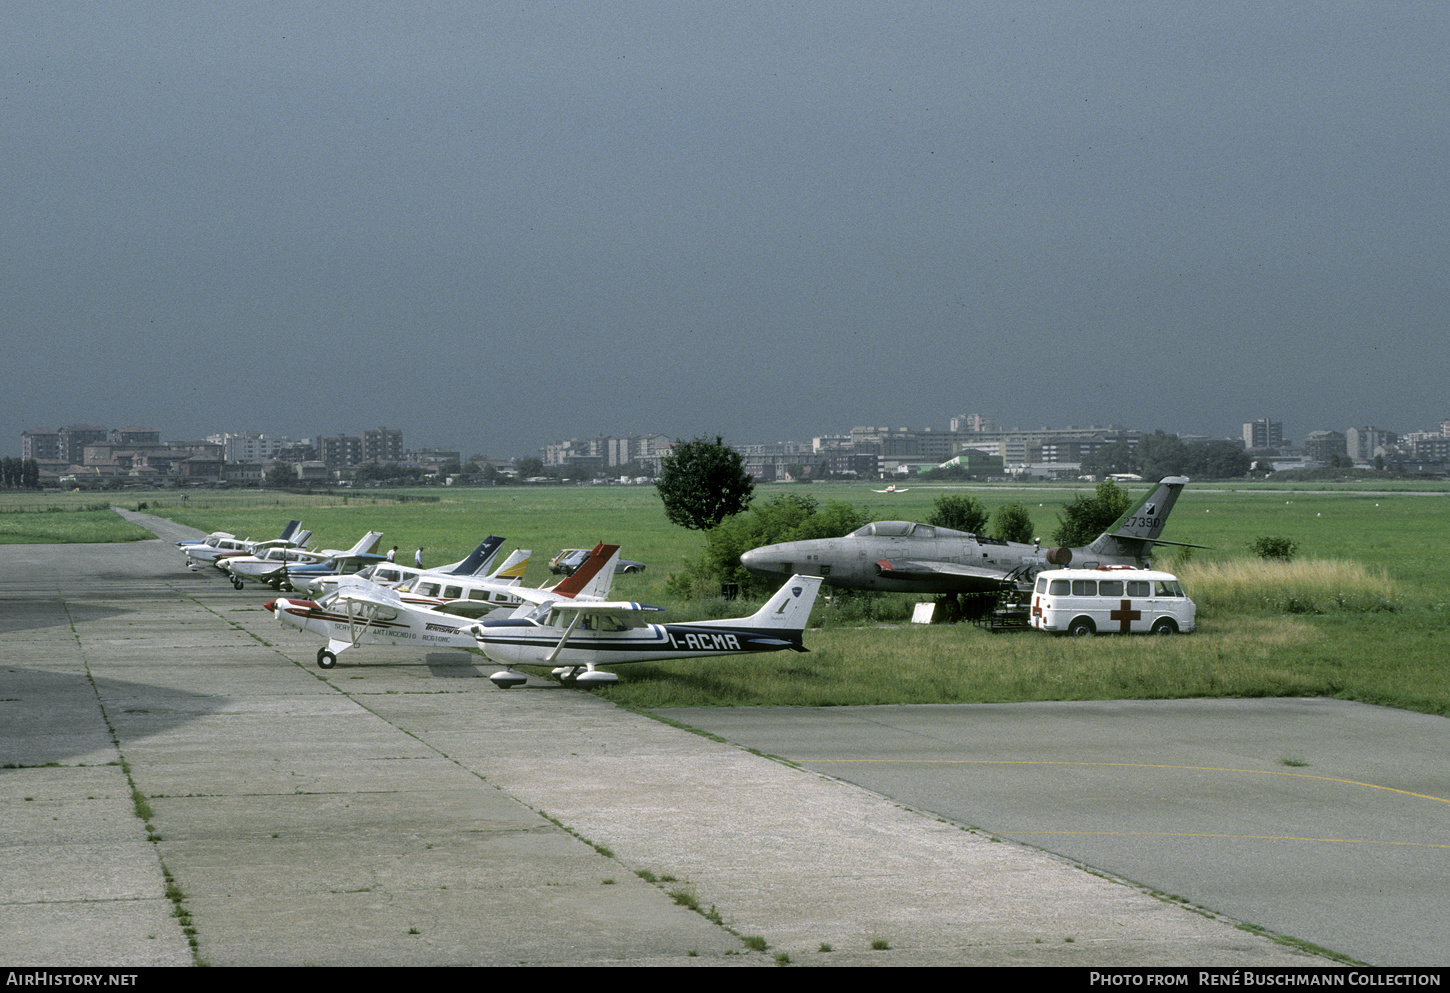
{"left": 1072, "top": 580, "right": 1097, "bottom": 596}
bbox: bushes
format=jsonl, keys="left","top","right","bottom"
{"left": 665, "top": 493, "right": 867, "bottom": 598}
{"left": 1250, "top": 535, "right": 1297, "bottom": 560}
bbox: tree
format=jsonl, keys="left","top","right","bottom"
{"left": 515, "top": 456, "right": 545, "bottom": 479}
{"left": 990, "top": 501, "right": 1037, "bottom": 544}
{"left": 666, "top": 493, "right": 867, "bottom": 597}
{"left": 264, "top": 461, "right": 295, "bottom": 489}
{"left": 656, "top": 436, "right": 754, "bottom": 531}
{"left": 1053, "top": 480, "right": 1131, "bottom": 547}
{"left": 925, "top": 495, "right": 988, "bottom": 534}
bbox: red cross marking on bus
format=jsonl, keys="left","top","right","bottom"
{"left": 1110, "top": 599, "right": 1141, "bottom": 632}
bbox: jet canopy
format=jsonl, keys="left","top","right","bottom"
{"left": 848, "top": 521, "right": 971, "bottom": 539}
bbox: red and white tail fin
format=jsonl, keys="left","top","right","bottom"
{"left": 549, "top": 543, "right": 620, "bottom": 600}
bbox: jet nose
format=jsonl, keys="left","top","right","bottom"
{"left": 740, "top": 547, "right": 782, "bottom": 575}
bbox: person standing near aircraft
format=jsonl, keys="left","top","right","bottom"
{"left": 415, "top": 547, "right": 424, "bottom": 568}
{"left": 387, "top": 546, "right": 397, "bottom": 563}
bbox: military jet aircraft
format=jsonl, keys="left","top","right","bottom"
{"left": 266, "top": 543, "right": 620, "bottom": 669}
{"left": 739, "top": 476, "right": 1195, "bottom": 598}
{"left": 473, "top": 573, "right": 822, "bottom": 689}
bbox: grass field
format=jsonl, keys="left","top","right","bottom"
{"left": 5, "top": 480, "right": 1448, "bottom": 715}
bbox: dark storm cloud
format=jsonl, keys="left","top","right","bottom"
{"left": 6, "top": 3, "right": 1446, "bottom": 456}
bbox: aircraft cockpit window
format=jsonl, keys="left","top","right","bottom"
{"left": 856, "top": 521, "right": 913, "bottom": 537}
{"left": 443, "top": 586, "right": 462, "bottom": 599}
{"left": 911, "top": 525, "right": 936, "bottom": 538}
{"left": 468, "top": 589, "right": 489, "bottom": 601}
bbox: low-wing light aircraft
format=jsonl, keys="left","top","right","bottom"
{"left": 472, "top": 573, "right": 823, "bottom": 689}
{"left": 299, "top": 536, "right": 508, "bottom": 597}
{"left": 265, "top": 543, "right": 620, "bottom": 669}
{"left": 740, "top": 476, "right": 1197, "bottom": 599}
{"left": 221, "top": 530, "right": 383, "bottom": 590}
{"left": 389, "top": 547, "right": 535, "bottom": 615}
{"left": 182, "top": 521, "right": 307, "bottom": 571}
{"left": 872, "top": 484, "right": 909, "bottom": 493}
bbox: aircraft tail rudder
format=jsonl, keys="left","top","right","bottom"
{"left": 447, "top": 537, "right": 504, "bottom": 576}
{"left": 486, "top": 548, "right": 531, "bottom": 584}
{"left": 699, "top": 575, "right": 822, "bottom": 634}
{"left": 278, "top": 520, "right": 302, "bottom": 543}
{"left": 1087, "top": 476, "right": 1189, "bottom": 560}
{"left": 550, "top": 543, "right": 620, "bottom": 600}
{"left": 346, "top": 530, "right": 385, "bottom": 556}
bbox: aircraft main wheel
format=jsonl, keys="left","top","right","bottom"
{"left": 232, "top": 579, "right": 243, "bottom": 590}
{"left": 1151, "top": 618, "right": 1176, "bottom": 635}
{"left": 317, "top": 649, "right": 337, "bottom": 669}
{"left": 1068, "top": 618, "right": 1095, "bottom": 638}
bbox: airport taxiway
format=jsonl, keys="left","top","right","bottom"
{"left": 0, "top": 513, "right": 1379, "bottom": 966}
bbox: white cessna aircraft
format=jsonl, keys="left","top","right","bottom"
{"left": 265, "top": 543, "right": 620, "bottom": 670}
{"left": 473, "top": 573, "right": 823, "bottom": 689}
{"left": 182, "top": 520, "right": 310, "bottom": 571}
{"left": 220, "top": 530, "right": 383, "bottom": 590}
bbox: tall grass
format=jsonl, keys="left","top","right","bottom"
{"left": 1180, "top": 558, "right": 1403, "bottom": 615}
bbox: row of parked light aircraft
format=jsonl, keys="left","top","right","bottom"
{"left": 182, "top": 475, "right": 1192, "bottom": 687}
{"left": 180, "top": 525, "right": 821, "bottom": 688}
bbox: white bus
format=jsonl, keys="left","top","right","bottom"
{"left": 1029, "top": 567, "right": 1196, "bottom": 636}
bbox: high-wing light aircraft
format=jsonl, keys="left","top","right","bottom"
{"left": 266, "top": 543, "right": 620, "bottom": 669}
{"left": 182, "top": 521, "right": 307, "bottom": 571}
{"left": 740, "top": 476, "right": 1197, "bottom": 598}
{"left": 221, "top": 531, "right": 383, "bottom": 590}
{"left": 473, "top": 573, "right": 822, "bottom": 688}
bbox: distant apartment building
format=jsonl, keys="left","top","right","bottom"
{"left": 317, "top": 434, "right": 364, "bottom": 467}
{"left": 950, "top": 413, "right": 998, "bottom": 433}
{"left": 1345, "top": 426, "right": 1397, "bottom": 462}
{"left": 206, "top": 432, "right": 313, "bottom": 464}
{"left": 110, "top": 426, "right": 160, "bottom": 447}
{"left": 57, "top": 424, "right": 108, "bottom": 464}
{"left": 544, "top": 434, "right": 671, "bottom": 470}
{"left": 1243, "top": 419, "right": 1283, "bottom": 450}
{"left": 1303, "top": 430, "right": 1348, "bottom": 462}
{"left": 21, "top": 429, "right": 61, "bottom": 461}
{"left": 361, "top": 426, "right": 403, "bottom": 464}
{"left": 313, "top": 427, "right": 402, "bottom": 467}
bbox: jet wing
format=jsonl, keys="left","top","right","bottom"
{"left": 873, "top": 559, "right": 1015, "bottom": 586}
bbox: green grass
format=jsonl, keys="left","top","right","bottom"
{"left": 27, "top": 480, "right": 1450, "bottom": 716}
{"left": 0, "top": 499, "right": 157, "bottom": 544}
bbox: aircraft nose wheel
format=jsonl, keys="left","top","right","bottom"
{"left": 316, "top": 649, "right": 337, "bottom": 669}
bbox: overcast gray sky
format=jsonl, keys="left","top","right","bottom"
{"left": 7, "top": 2, "right": 1446, "bottom": 457}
